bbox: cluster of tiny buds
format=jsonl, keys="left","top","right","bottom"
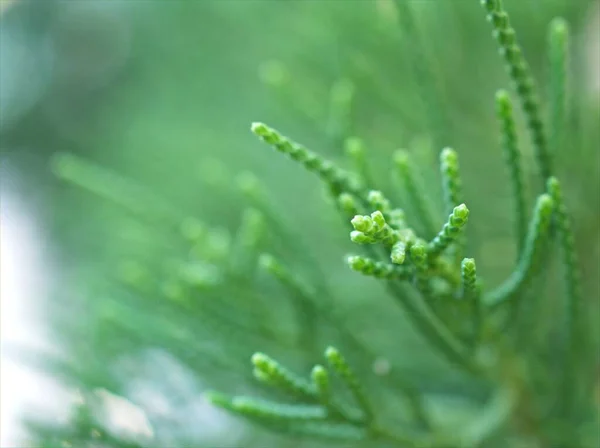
{"left": 350, "top": 211, "right": 398, "bottom": 246}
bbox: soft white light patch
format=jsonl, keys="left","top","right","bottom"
{"left": 121, "top": 349, "right": 243, "bottom": 446}
{"left": 0, "top": 169, "right": 69, "bottom": 446}
{"left": 93, "top": 388, "right": 155, "bottom": 440}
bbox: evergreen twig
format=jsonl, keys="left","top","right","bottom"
{"left": 480, "top": 0, "right": 552, "bottom": 186}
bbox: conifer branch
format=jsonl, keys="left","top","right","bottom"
{"left": 208, "top": 348, "right": 436, "bottom": 446}
{"left": 325, "top": 347, "right": 374, "bottom": 423}
{"left": 486, "top": 194, "right": 554, "bottom": 308}
{"left": 495, "top": 90, "right": 527, "bottom": 257}
{"left": 251, "top": 353, "right": 317, "bottom": 400}
{"left": 428, "top": 204, "right": 470, "bottom": 258}
{"left": 252, "top": 122, "right": 362, "bottom": 197}
{"left": 480, "top": 0, "right": 552, "bottom": 186}
{"left": 439, "top": 148, "right": 466, "bottom": 265}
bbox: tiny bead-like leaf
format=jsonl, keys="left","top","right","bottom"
{"left": 350, "top": 230, "right": 376, "bottom": 244}
{"left": 350, "top": 212, "right": 399, "bottom": 246}
{"left": 461, "top": 258, "right": 478, "bottom": 299}
{"left": 351, "top": 215, "right": 375, "bottom": 233}
{"left": 391, "top": 241, "right": 407, "bottom": 264}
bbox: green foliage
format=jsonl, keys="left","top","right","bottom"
{"left": 481, "top": 0, "right": 552, "bottom": 186}
{"left": 495, "top": 90, "right": 527, "bottom": 258}
{"left": 6, "top": 1, "right": 598, "bottom": 448}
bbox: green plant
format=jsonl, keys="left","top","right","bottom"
{"left": 18, "top": 1, "right": 598, "bottom": 448}
{"left": 198, "top": 3, "right": 595, "bottom": 446}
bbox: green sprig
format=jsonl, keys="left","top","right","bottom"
{"left": 462, "top": 258, "right": 482, "bottom": 344}
{"left": 439, "top": 148, "right": 463, "bottom": 215}
{"left": 480, "top": 0, "right": 551, "bottom": 186}
{"left": 496, "top": 90, "right": 527, "bottom": 257}
{"left": 252, "top": 122, "right": 361, "bottom": 196}
{"left": 428, "top": 204, "right": 470, "bottom": 257}
{"left": 439, "top": 147, "right": 466, "bottom": 264}
{"left": 231, "top": 397, "right": 327, "bottom": 422}
{"left": 251, "top": 353, "right": 316, "bottom": 400}
{"left": 347, "top": 255, "right": 411, "bottom": 280}
{"left": 486, "top": 194, "right": 554, "bottom": 308}
{"left": 325, "top": 347, "right": 373, "bottom": 422}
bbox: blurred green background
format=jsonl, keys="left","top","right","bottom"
{"left": 1, "top": 0, "right": 598, "bottom": 447}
